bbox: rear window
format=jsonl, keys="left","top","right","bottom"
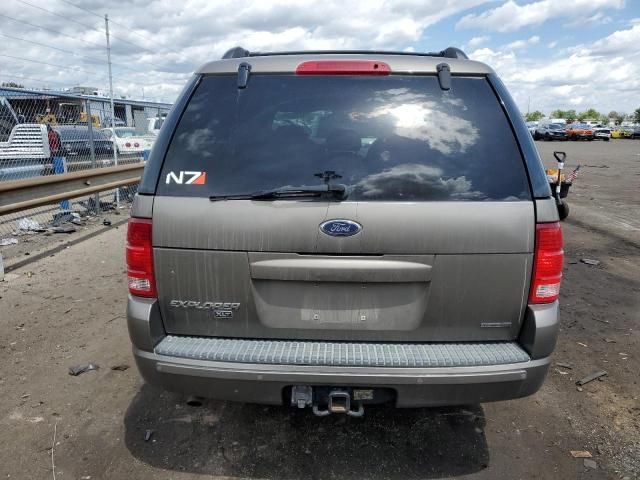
{"left": 115, "top": 128, "right": 136, "bottom": 138}
{"left": 158, "top": 75, "right": 531, "bottom": 201}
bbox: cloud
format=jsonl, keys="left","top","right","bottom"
{"left": 580, "top": 23, "right": 640, "bottom": 55}
{"left": 354, "top": 164, "right": 483, "bottom": 200}
{"left": 564, "top": 12, "right": 612, "bottom": 28}
{"left": 502, "top": 35, "right": 540, "bottom": 51}
{"left": 466, "top": 35, "right": 491, "bottom": 49}
{"left": 457, "top": 0, "right": 624, "bottom": 33}
{"left": 470, "top": 23, "right": 640, "bottom": 113}
{"left": 0, "top": 0, "right": 490, "bottom": 102}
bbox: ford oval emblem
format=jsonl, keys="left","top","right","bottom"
{"left": 320, "top": 219, "right": 362, "bottom": 237}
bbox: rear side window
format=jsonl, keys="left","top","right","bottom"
{"left": 158, "top": 75, "right": 531, "bottom": 201}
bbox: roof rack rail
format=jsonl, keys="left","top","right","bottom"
{"left": 222, "top": 47, "right": 251, "bottom": 59}
{"left": 221, "top": 46, "right": 468, "bottom": 60}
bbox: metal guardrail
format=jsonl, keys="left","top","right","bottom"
{"left": 0, "top": 163, "right": 144, "bottom": 215}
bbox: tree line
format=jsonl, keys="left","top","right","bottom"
{"left": 525, "top": 108, "right": 640, "bottom": 125}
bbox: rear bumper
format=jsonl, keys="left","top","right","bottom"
{"left": 133, "top": 347, "right": 550, "bottom": 407}
{"left": 127, "top": 296, "right": 558, "bottom": 407}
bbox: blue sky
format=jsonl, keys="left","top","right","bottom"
{"left": 1, "top": 0, "right": 639, "bottom": 114}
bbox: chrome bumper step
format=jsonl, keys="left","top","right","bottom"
{"left": 154, "top": 336, "right": 530, "bottom": 368}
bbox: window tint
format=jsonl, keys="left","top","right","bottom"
{"left": 158, "top": 75, "right": 531, "bottom": 201}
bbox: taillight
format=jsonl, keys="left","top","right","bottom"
{"left": 296, "top": 60, "right": 391, "bottom": 75}
{"left": 126, "top": 218, "right": 156, "bottom": 298}
{"left": 529, "top": 222, "right": 564, "bottom": 304}
{"left": 134, "top": 142, "right": 139, "bottom": 147}
{"left": 125, "top": 142, "right": 132, "bottom": 148}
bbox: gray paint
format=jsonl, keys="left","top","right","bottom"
{"left": 535, "top": 198, "right": 560, "bottom": 223}
{"left": 131, "top": 194, "right": 153, "bottom": 219}
{"left": 153, "top": 197, "right": 534, "bottom": 254}
{"left": 133, "top": 347, "right": 549, "bottom": 407}
{"left": 519, "top": 301, "right": 560, "bottom": 359}
{"left": 153, "top": 248, "right": 530, "bottom": 341}
{"left": 197, "top": 53, "right": 494, "bottom": 75}
{"left": 126, "top": 295, "right": 165, "bottom": 352}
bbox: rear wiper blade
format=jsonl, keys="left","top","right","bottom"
{"left": 209, "top": 184, "right": 347, "bottom": 201}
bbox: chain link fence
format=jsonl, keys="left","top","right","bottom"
{"left": 0, "top": 87, "right": 169, "bottom": 242}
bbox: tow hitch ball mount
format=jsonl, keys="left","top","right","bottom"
{"left": 291, "top": 386, "right": 365, "bottom": 417}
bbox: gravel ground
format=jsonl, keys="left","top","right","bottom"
{"left": 0, "top": 139, "right": 638, "bottom": 479}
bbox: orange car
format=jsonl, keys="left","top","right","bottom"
{"left": 565, "top": 123, "right": 594, "bottom": 140}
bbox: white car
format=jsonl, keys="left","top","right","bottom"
{"left": 101, "top": 127, "right": 154, "bottom": 154}
{"left": 592, "top": 125, "right": 611, "bottom": 141}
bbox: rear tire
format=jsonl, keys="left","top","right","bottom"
{"left": 557, "top": 202, "right": 569, "bottom": 221}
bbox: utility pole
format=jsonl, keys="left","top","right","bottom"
{"left": 105, "top": 13, "right": 119, "bottom": 206}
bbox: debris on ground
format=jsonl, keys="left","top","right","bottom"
{"left": 0, "top": 237, "right": 18, "bottom": 246}
{"left": 68, "top": 363, "right": 100, "bottom": 376}
{"left": 79, "top": 198, "right": 116, "bottom": 213}
{"left": 583, "top": 459, "right": 598, "bottom": 469}
{"left": 570, "top": 451, "right": 593, "bottom": 458}
{"left": 51, "top": 211, "right": 77, "bottom": 226}
{"left": 16, "top": 218, "right": 44, "bottom": 232}
{"left": 49, "top": 226, "right": 76, "bottom": 234}
{"left": 102, "top": 220, "right": 112, "bottom": 226}
{"left": 556, "top": 362, "right": 573, "bottom": 369}
{"left": 577, "top": 342, "right": 588, "bottom": 347}
{"left": 144, "top": 429, "right": 154, "bottom": 442}
{"left": 110, "top": 364, "right": 130, "bottom": 371}
{"left": 580, "top": 258, "right": 601, "bottom": 266}
{"left": 576, "top": 371, "right": 608, "bottom": 386}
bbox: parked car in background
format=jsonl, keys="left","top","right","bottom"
{"left": 632, "top": 125, "right": 640, "bottom": 139}
{"left": 0, "top": 96, "right": 21, "bottom": 142}
{"left": 101, "top": 127, "right": 154, "bottom": 154}
{"left": 54, "top": 126, "right": 114, "bottom": 158}
{"left": 147, "top": 116, "right": 165, "bottom": 136}
{"left": 535, "top": 122, "right": 567, "bottom": 141}
{"left": 102, "top": 117, "right": 127, "bottom": 128}
{"left": 526, "top": 121, "right": 538, "bottom": 137}
{"left": 0, "top": 124, "right": 50, "bottom": 180}
{"left": 612, "top": 127, "right": 633, "bottom": 139}
{"left": 566, "top": 123, "right": 594, "bottom": 141}
{"left": 592, "top": 125, "right": 611, "bottom": 141}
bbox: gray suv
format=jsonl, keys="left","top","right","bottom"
{"left": 126, "top": 47, "right": 563, "bottom": 416}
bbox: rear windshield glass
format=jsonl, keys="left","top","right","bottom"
{"left": 158, "top": 75, "right": 530, "bottom": 201}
